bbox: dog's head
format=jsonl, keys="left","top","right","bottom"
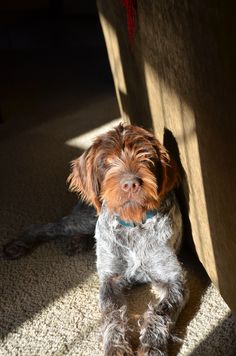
{"left": 68, "top": 124, "right": 178, "bottom": 223}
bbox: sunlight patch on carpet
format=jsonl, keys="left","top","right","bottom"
{"left": 65, "top": 118, "right": 123, "bottom": 150}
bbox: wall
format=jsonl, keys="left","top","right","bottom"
{"left": 97, "top": 0, "right": 236, "bottom": 316}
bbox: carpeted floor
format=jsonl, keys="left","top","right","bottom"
{"left": 0, "top": 39, "right": 236, "bottom": 356}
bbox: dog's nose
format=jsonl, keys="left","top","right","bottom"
{"left": 121, "top": 176, "right": 141, "bottom": 193}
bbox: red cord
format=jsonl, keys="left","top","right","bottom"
{"left": 121, "top": 0, "right": 137, "bottom": 44}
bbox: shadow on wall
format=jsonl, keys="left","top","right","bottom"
{"left": 97, "top": 0, "right": 236, "bottom": 316}
{"left": 98, "top": 0, "right": 153, "bottom": 128}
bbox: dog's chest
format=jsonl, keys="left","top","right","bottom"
{"left": 95, "top": 193, "right": 182, "bottom": 281}
{"left": 114, "top": 228, "right": 162, "bottom": 281}
{"left": 110, "top": 218, "right": 174, "bottom": 279}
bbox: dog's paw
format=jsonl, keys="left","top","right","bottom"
{"left": 103, "top": 306, "right": 133, "bottom": 356}
{"left": 105, "top": 344, "right": 133, "bottom": 356}
{"left": 138, "top": 332, "right": 168, "bottom": 356}
{"left": 1, "top": 239, "right": 32, "bottom": 259}
{"left": 137, "top": 345, "right": 166, "bottom": 356}
{"left": 138, "top": 311, "right": 171, "bottom": 356}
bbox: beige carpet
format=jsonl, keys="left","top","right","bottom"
{"left": 0, "top": 50, "right": 236, "bottom": 355}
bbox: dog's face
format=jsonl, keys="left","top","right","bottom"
{"left": 68, "top": 124, "right": 178, "bottom": 223}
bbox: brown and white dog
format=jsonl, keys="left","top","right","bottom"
{"left": 2, "top": 124, "right": 188, "bottom": 355}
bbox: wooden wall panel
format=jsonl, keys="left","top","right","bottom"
{"left": 97, "top": 0, "right": 236, "bottom": 316}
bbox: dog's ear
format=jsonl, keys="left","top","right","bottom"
{"left": 153, "top": 138, "right": 179, "bottom": 197}
{"left": 67, "top": 146, "right": 101, "bottom": 213}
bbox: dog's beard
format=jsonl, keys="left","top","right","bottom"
{"left": 101, "top": 169, "right": 159, "bottom": 223}
{"left": 115, "top": 201, "right": 147, "bottom": 223}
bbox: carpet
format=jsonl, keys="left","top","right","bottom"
{"left": 0, "top": 48, "right": 236, "bottom": 355}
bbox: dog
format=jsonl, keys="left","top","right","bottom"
{"left": 2, "top": 124, "right": 188, "bottom": 355}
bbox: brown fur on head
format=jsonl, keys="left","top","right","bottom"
{"left": 67, "top": 124, "right": 178, "bottom": 223}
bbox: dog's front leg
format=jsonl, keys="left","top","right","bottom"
{"left": 99, "top": 275, "right": 133, "bottom": 356}
{"left": 139, "top": 257, "right": 188, "bottom": 355}
{"left": 1, "top": 200, "right": 97, "bottom": 259}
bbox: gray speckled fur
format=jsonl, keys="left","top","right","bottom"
{"left": 2, "top": 188, "right": 188, "bottom": 355}
{"left": 96, "top": 192, "right": 188, "bottom": 355}
{"left": 96, "top": 192, "right": 182, "bottom": 285}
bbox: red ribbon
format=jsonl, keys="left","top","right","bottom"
{"left": 121, "top": 0, "right": 137, "bottom": 44}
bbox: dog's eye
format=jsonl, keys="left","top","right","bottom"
{"left": 137, "top": 150, "right": 154, "bottom": 162}
{"left": 139, "top": 154, "right": 156, "bottom": 167}
{"left": 140, "top": 157, "right": 154, "bottom": 164}
{"left": 97, "top": 157, "right": 110, "bottom": 172}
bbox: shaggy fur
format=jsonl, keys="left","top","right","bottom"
{"left": 96, "top": 193, "right": 187, "bottom": 355}
{"left": 2, "top": 124, "right": 188, "bottom": 355}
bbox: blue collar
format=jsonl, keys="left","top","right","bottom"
{"left": 116, "top": 209, "right": 157, "bottom": 228}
